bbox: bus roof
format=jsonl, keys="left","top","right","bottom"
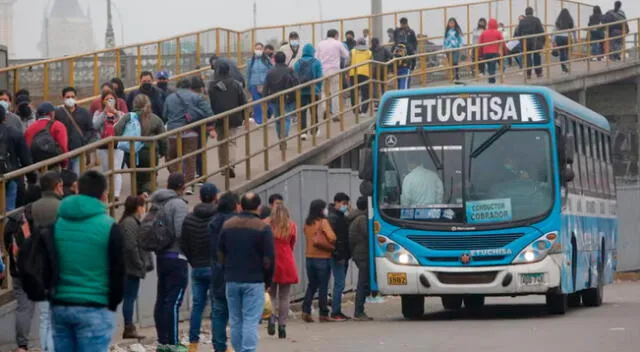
{"left": 379, "top": 85, "right": 610, "bottom": 131}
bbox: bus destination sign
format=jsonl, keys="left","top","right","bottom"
{"left": 381, "top": 93, "right": 549, "bottom": 126}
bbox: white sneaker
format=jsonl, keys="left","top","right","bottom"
{"left": 185, "top": 186, "right": 194, "bottom": 196}
{"left": 249, "top": 118, "right": 256, "bottom": 124}
{"left": 301, "top": 133, "right": 308, "bottom": 141}
{"left": 315, "top": 130, "right": 322, "bottom": 137}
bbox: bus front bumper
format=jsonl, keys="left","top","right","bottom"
{"left": 375, "top": 254, "right": 562, "bottom": 296}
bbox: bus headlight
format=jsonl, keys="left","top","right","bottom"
{"left": 512, "top": 232, "right": 561, "bottom": 264}
{"left": 378, "top": 235, "right": 419, "bottom": 266}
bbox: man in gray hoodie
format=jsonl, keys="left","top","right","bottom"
{"left": 150, "top": 173, "right": 190, "bottom": 351}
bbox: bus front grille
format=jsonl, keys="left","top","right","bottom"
{"left": 407, "top": 233, "right": 524, "bottom": 251}
{"left": 436, "top": 271, "right": 499, "bottom": 285}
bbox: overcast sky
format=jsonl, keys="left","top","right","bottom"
{"left": 12, "top": 0, "right": 638, "bottom": 59}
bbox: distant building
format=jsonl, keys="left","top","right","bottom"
{"left": 0, "top": 0, "right": 16, "bottom": 58}
{"left": 39, "top": 0, "right": 96, "bottom": 58}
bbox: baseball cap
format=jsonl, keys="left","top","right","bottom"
{"left": 36, "top": 102, "right": 56, "bottom": 116}
{"left": 167, "top": 173, "right": 185, "bottom": 191}
{"left": 156, "top": 71, "right": 169, "bottom": 80}
{"left": 200, "top": 183, "right": 219, "bottom": 202}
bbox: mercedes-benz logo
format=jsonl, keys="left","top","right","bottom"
{"left": 384, "top": 135, "right": 397, "bottom": 147}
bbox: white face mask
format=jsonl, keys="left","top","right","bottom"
{"left": 64, "top": 98, "right": 76, "bottom": 108}
{"left": 322, "top": 208, "right": 329, "bottom": 216}
{"left": 107, "top": 98, "right": 116, "bottom": 107}
{"left": 290, "top": 40, "right": 300, "bottom": 47}
{"left": 254, "top": 50, "right": 263, "bottom": 57}
{"left": 0, "top": 100, "right": 10, "bottom": 111}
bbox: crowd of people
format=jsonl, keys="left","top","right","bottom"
{"left": 443, "top": 1, "right": 629, "bottom": 82}
{"left": 0, "top": 165, "right": 374, "bottom": 352}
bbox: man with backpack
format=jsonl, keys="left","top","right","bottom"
{"left": 263, "top": 51, "right": 299, "bottom": 151}
{"left": 294, "top": 44, "right": 324, "bottom": 141}
{"left": 603, "top": 1, "right": 628, "bottom": 61}
{"left": 54, "top": 87, "right": 93, "bottom": 175}
{"left": 50, "top": 170, "right": 125, "bottom": 352}
{"left": 146, "top": 173, "right": 190, "bottom": 352}
{"left": 24, "top": 102, "right": 68, "bottom": 167}
{"left": 0, "top": 105, "right": 34, "bottom": 212}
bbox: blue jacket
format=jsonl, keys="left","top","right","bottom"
{"left": 293, "top": 44, "right": 324, "bottom": 96}
{"left": 163, "top": 89, "right": 214, "bottom": 131}
{"left": 209, "top": 211, "right": 235, "bottom": 299}
{"left": 444, "top": 28, "right": 465, "bottom": 49}
{"left": 246, "top": 56, "right": 272, "bottom": 87}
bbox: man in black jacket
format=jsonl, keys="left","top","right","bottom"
{"left": 126, "top": 71, "right": 165, "bottom": 120}
{"left": 54, "top": 86, "right": 93, "bottom": 176}
{"left": 0, "top": 105, "right": 35, "bottom": 212}
{"left": 263, "top": 52, "right": 298, "bottom": 151}
{"left": 514, "top": 7, "right": 545, "bottom": 78}
{"left": 208, "top": 62, "right": 247, "bottom": 178}
{"left": 327, "top": 192, "right": 352, "bottom": 321}
{"left": 180, "top": 182, "right": 218, "bottom": 350}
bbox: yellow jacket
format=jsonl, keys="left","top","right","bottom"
{"left": 349, "top": 48, "right": 372, "bottom": 77}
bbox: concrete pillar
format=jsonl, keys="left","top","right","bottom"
{"left": 636, "top": 78, "right": 640, "bottom": 184}
{"left": 578, "top": 89, "right": 587, "bottom": 106}
{"left": 371, "top": 0, "right": 383, "bottom": 43}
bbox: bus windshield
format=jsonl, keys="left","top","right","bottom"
{"left": 378, "top": 129, "right": 554, "bottom": 226}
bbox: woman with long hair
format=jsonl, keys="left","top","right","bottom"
{"left": 472, "top": 18, "right": 487, "bottom": 74}
{"left": 588, "top": 6, "right": 604, "bottom": 59}
{"left": 110, "top": 77, "right": 127, "bottom": 102}
{"left": 119, "top": 195, "right": 153, "bottom": 339}
{"left": 93, "top": 90, "right": 126, "bottom": 200}
{"left": 264, "top": 204, "right": 298, "bottom": 338}
{"left": 443, "top": 17, "right": 465, "bottom": 81}
{"left": 554, "top": 8, "right": 575, "bottom": 73}
{"left": 301, "top": 199, "right": 337, "bottom": 323}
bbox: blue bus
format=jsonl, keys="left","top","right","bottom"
{"left": 359, "top": 85, "right": 617, "bottom": 317}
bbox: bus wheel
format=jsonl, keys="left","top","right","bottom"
{"left": 567, "top": 293, "right": 582, "bottom": 307}
{"left": 441, "top": 296, "right": 464, "bottom": 310}
{"left": 583, "top": 245, "right": 605, "bottom": 307}
{"left": 546, "top": 293, "right": 568, "bottom": 315}
{"left": 463, "top": 295, "right": 485, "bottom": 310}
{"left": 401, "top": 295, "right": 425, "bottom": 320}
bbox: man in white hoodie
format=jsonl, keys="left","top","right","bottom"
{"left": 280, "top": 31, "right": 303, "bottom": 68}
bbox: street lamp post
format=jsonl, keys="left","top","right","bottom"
{"left": 371, "top": 0, "right": 383, "bottom": 41}
{"left": 105, "top": 0, "right": 115, "bottom": 48}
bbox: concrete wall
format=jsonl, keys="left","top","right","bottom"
{"left": 616, "top": 185, "right": 640, "bottom": 272}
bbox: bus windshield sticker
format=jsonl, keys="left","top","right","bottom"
{"left": 414, "top": 208, "right": 442, "bottom": 220}
{"left": 381, "top": 93, "right": 548, "bottom": 126}
{"left": 442, "top": 209, "right": 456, "bottom": 220}
{"left": 401, "top": 208, "right": 415, "bottom": 220}
{"left": 466, "top": 198, "right": 513, "bottom": 224}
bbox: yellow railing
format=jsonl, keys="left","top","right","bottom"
{"left": 0, "top": 0, "right": 596, "bottom": 105}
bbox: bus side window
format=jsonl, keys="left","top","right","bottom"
{"left": 606, "top": 135, "right": 616, "bottom": 195}
{"left": 578, "top": 123, "right": 589, "bottom": 193}
{"left": 570, "top": 120, "right": 582, "bottom": 191}
{"left": 593, "top": 131, "right": 603, "bottom": 196}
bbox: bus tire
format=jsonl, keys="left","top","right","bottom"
{"left": 546, "top": 293, "right": 568, "bottom": 315}
{"left": 567, "top": 293, "right": 582, "bottom": 307}
{"left": 441, "top": 296, "right": 464, "bottom": 310}
{"left": 583, "top": 244, "right": 605, "bottom": 307}
{"left": 463, "top": 295, "right": 485, "bottom": 310}
{"left": 401, "top": 295, "right": 425, "bottom": 320}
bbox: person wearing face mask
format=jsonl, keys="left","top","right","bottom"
{"left": 126, "top": 71, "right": 165, "bottom": 120}
{"left": 264, "top": 44, "right": 276, "bottom": 64}
{"left": 89, "top": 83, "right": 128, "bottom": 116}
{"left": 326, "top": 192, "right": 352, "bottom": 321}
{"left": 246, "top": 42, "right": 273, "bottom": 125}
{"left": 280, "top": 31, "right": 303, "bottom": 68}
{"left": 14, "top": 94, "right": 36, "bottom": 129}
{"left": 110, "top": 77, "right": 127, "bottom": 102}
{"left": 93, "top": 90, "right": 126, "bottom": 200}
{"left": 54, "top": 86, "right": 93, "bottom": 175}
{"left": 156, "top": 71, "right": 175, "bottom": 102}
{"left": 0, "top": 89, "right": 26, "bottom": 132}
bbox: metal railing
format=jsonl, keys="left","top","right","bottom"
{"left": 0, "top": 0, "right": 597, "bottom": 104}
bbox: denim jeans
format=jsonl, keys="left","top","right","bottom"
{"left": 51, "top": 306, "right": 115, "bottom": 352}
{"left": 249, "top": 86, "right": 271, "bottom": 124}
{"left": 484, "top": 53, "right": 499, "bottom": 84}
{"left": 525, "top": 53, "right": 542, "bottom": 76}
{"left": 396, "top": 67, "right": 412, "bottom": 90}
{"left": 555, "top": 35, "right": 570, "bottom": 71}
{"left": 226, "top": 282, "right": 264, "bottom": 352}
{"left": 39, "top": 301, "right": 54, "bottom": 351}
{"left": 189, "top": 267, "right": 212, "bottom": 343}
{"left": 268, "top": 102, "right": 293, "bottom": 140}
{"left": 68, "top": 157, "right": 81, "bottom": 176}
{"left": 122, "top": 276, "right": 141, "bottom": 325}
{"left": 212, "top": 297, "right": 229, "bottom": 352}
{"left": 331, "top": 258, "right": 349, "bottom": 315}
{"left": 354, "top": 259, "right": 370, "bottom": 316}
{"left": 590, "top": 30, "right": 604, "bottom": 56}
{"left": 5, "top": 179, "right": 17, "bottom": 212}
{"left": 154, "top": 257, "right": 188, "bottom": 345}
{"left": 302, "top": 258, "right": 331, "bottom": 316}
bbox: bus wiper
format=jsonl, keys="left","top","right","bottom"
{"left": 417, "top": 126, "right": 443, "bottom": 171}
{"left": 470, "top": 124, "right": 512, "bottom": 159}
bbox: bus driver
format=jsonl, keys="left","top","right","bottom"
{"left": 400, "top": 152, "right": 444, "bottom": 207}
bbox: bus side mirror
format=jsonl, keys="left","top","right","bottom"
{"left": 563, "top": 135, "right": 575, "bottom": 165}
{"left": 360, "top": 181, "right": 373, "bottom": 197}
{"left": 562, "top": 167, "right": 575, "bottom": 183}
{"left": 359, "top": 147, "right": 373, "bottom": 181}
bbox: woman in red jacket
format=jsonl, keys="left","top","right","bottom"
{"left": 479, "top": 18, "right": 506, "bottom": 84}
{"left": 264, "top": 204, "right": 299, "bottom": 339}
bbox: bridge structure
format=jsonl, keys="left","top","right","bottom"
{"left": 1, "top": 0, "right": 640, "bottom": 345}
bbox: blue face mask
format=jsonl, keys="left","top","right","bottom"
{"left": 339, "top": 205, "right": 348, "bottom": 214}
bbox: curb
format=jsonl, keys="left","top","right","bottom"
{"left": 614, "top": 271, "right": 640, "bottom": 282}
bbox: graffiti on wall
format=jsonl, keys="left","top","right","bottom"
{"left": 609, "top": 115, "right": 639, "bottom": 184}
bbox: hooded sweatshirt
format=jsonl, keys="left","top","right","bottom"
{"left": 293, "top": 44, "right": 324, "bottom": 96}
{"left": 180, "top": 202, "right": 217, "bottom": 268}
{"left": 479, "top": 19, "right": 506, "bottom": 56}
{"left": 348, "top": 209, "right": 369, "bottom": 263}
{"left": 53, "top": 194, "right": 124, "bottom": 311}
{"left": 150, "top": 189, "right": 189, "bottom": 255}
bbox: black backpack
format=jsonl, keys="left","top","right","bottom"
{"left": 17, "top": 225, "right": 59, "bottom": 302}
{"left": 31, "top": 120, "right": 62, "bottom": 163}
{"left": 0, "top": 127, "right": 15, "bottom": 174}
{"left": 297, "top": 59, "right": 316, "bottom": 84}
{"left": 138, "top": 198, "right": 177, "bottom": 252}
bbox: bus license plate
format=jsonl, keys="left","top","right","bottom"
{"left": 521, "top": 273, "right": 545, "bottom": 286}
{"left": 387, "top": 272, "right": 408, "bottom": 285}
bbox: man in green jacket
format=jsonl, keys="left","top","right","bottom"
{"left": 51, "top": 170, "right": 125, "bottom": 352}
{"left": 348, "top": 196, "right": 373, "bottom": 321}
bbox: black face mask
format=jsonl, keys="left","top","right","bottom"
{"left": 140, "top": 83, "right": 153, "bottom": 93}
{"left": 17, "top": 103, "right": 32, "bottom": 119}
{"left": 157, "top": 82, "right": 168, "bottom": 90}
